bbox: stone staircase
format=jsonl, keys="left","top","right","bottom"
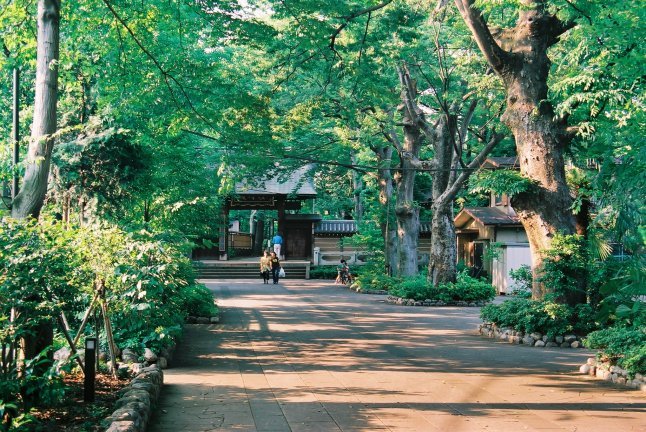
{"left": 194, "top": 261, "right": 310, "bottom": 280}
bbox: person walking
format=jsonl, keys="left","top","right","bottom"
{"left": 270, "top": 251, "right": 281, "bottom": 284}
{"left": 259, "top": 250, "right": 271, "bottom": 284}
{"left": 272, "top": 232, "right": 284, "bottom": 260}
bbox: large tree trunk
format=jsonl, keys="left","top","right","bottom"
{"left": 12, "top": 0, "right": 60, "bottom": 400}
{"left": 429, "top": 202, "right": 456, "bottom": 285}
{"left": 392, "top": 67, "right": 424, "bottom": 277}
{"left": 351, "top": 153, "right": 364, "bottom": 221}
{"left": 428, "top": 114, "right": 458, "bottom": 284}
{"left": 454, "top": 0, "right": 577, "bottom": 299}
{"left": 11, "top": 0, "right": 60, "bottom": 219}
{"left": 394, "top": 129, "right": 421, "bottom": 277}
{"left": 497, "top": 7, "right": 577, "bottom": 299}
{"left": 374, "top": 145, "right": 398, "bottom": 275}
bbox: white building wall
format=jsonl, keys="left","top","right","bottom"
{"left": 492, "top": 244, "right": 532, "bottom": 294}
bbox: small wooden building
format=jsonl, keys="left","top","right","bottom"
{"left": 218, "top": 166, "right": 318, "bottom": 260}
{"left": 454, "top": 157, "right": 532, "bottom": 294}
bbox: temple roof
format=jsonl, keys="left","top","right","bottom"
{"left": 314, "top": 220, "right": 357, "bottom": 235}
{"left": 455, "top": 207, "right": 521, "bottom": 228}
{"left": 234, "top": 165, "right": 316, "bottom": 197}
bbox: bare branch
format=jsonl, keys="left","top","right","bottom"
{"left": 437, "top": 130, "right": 504, "bottom": 206}
{"left": 453, "top": 0, "right": 510, "bottom": 74}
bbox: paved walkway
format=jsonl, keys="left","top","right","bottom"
{"left": 150, "top": 280, "right": 645, "bottom": 432}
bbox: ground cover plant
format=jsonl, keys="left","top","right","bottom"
{"left": 354, "top": 270, "right": 495, "bottom": 304}
{"left": 309, "top": 266, "right": 339, "bottom": 280}
{"left": 480, "top": 299, "right": 597, "bottom": 337}
{"left": 0, "top": 218, "right": 216, "bottom": 430}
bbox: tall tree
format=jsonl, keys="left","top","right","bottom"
{"left": 388, "top": 63, "right": 502, "bottom": 283}
{"left": 11, "top": 0, "right": 60, "bottom": 219}
{"left": 453, "top": 0, "right": 579, "bottom": 298}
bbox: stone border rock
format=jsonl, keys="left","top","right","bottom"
{"left": 579, "top": 357, "right": 646, "bottom": 392}
{"left": 388, "top": 296, "right": 488, "bottom": 307}
{"left": 119, "top": 342, "right": 176, "bottom": 373}
{"left": 478, "top": 323, "right": 584, "bottom": 348}
{"left": 347, "top": 284, "right": 389, "bottom": 295}
{"left": 103, "top": 365, "right": 163, "bottom": 432}
{"left": 186, "top": 314, "right": 220, "bottom": 324}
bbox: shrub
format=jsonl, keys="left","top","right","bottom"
{"left": 309, "top": 266, "right": 339, "bottom": 279}
{"left": 585, "top": 325, "right": 646, "bottom": 376}
{"left": 387, "top": 271, "right": 495, "bottom": 303}
{"left": 353, "top": 265, "right": 399, "bottom": 291}
{"left": 509, "top": 265, "right": 532, "bottom": 297}
{"left": 537, "top": 234, "right": 588, "bottom": 304}
{"left": 480, "top": 298, "right": 599, "bottom": 337}
{"left": 388, "top": 276, "right": 433, "bottom": 300}
{"left": 181, "top": 284, "right": 218, "bottom": 317}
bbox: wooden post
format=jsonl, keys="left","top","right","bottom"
{"left": 56, "top": 315, "right": 85, "bottom": 373}
{"left": 98, "top": 280, "right": 118, "bottom": 378}
{"left": 219, "top": 202, "right": 229, "bottom": 260}
{"left": 72, "top": 291, "right": 100, "bottom": 348}
{"left": 277, "top": 197, "right": 286, "bottom": 260}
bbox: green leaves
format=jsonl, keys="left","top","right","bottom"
{"left": 469, "top": 169, "right": 536, "bottom": 197}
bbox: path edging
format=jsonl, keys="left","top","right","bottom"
{"left": 478, "top": 322, "right": 584, "bottom": 347}
{"left": 103, "top": 365, "right": 163, "bottom": 432}
{"left": 388, "top": 295, "right": 487, "bottom": 307}
{"left": 579, "top": 357, "right": 646, "bottom": 392}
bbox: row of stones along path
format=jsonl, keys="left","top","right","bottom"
{"left": 150, "top": 280, "right": 645, "bottom": 432}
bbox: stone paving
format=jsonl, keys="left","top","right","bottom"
{"left": 149, "top": 280, "right": 645, "bottom": 432}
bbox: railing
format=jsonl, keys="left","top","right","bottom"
{"left": 314, "top": 248, "right": 366, "bottom": 266}
{"left": 313, "top": 249, "right": 430, "bottom": 267}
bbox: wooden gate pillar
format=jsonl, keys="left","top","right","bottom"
{"left": 219, "top": 202, "right": 229, "bottom": 260}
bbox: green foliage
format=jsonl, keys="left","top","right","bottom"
{"left": 309, "top": 266, "right": 339, "bottom": 280}
{"left": 354, "top": 269, "right": 399, "bottom": 292}
{"left": 509, "top": 265, "right": 532, "bottom": 296}
{"left": 537, "top": 234, "right": 588, "bottom": 304}
{"left": 0, "top": 218, "right": 216, "bottom": 425}
{"left": 469, "top": 169, "right": 536, "bottom": 197}
{"left": 51, "top": 126, "right": 148, "bottom": 218}
{"left": 481, "top": 299, "right": 597, "bottom": 337}
{"left": 596, "top": 255, "right": 646, "bottom": 327}
{"left": 180, "top": 285, "right": 218, "bottom": 318}
{"left": 585, "top": 325, "right": 646, "bottom": 376}
{"left": 387, "top": 271, "right": 495, "bottom": 303}
{"left": 0, "top": 218, "right": 81, "bottom": 332}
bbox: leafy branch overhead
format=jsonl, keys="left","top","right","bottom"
{"left": 469, "top": 169, "right": 537, "bottom": 197}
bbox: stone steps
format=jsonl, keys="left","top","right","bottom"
{"left": 194, "top": 262, "right": 309, "bottom": 279}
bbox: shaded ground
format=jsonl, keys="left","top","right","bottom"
{"left": 29, "top": 372, "right": 127, "bottom": 431}
{"left": 150, "top": 280, "right": 645, "bottom": 432}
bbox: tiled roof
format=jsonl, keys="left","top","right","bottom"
{"left": 420, "top": 221, "right": 432, "bottom": 234}
{"left": 455, "top": 207, "right": 520, "bottom": 227}
{"left": 314, "top": 220, "right": 357, "bottom": 234}
{"left": 235, "top": 165, "right": 317, "bottom": 196}
{"left": 285, "top": 214, "right": 323, "bottom": 222}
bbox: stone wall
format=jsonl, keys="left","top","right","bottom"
{"left": 389, "top": 296, "right": 487, "bottom": 307}
{"left": 104, "top": 365, "right": 164, "bottom": 432}
{"left": 579, "top": 357, "right": 646, "bottom": 392}
{"left": 478, "top": 323, "right": 584, "bottom": 348}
